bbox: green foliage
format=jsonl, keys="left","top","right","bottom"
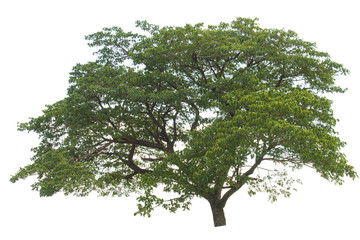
{"left": 11, "top": 17, "right": 357, "bottom": 221}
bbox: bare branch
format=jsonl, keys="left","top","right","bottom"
{"left": 276, "top": 74, "right": 285, "bottom": 87}
{"left": 171, "top": 112, "right": 178, "bottom": 146}
{"left": 122, "top": 144, "right": 153, "bottom": 180}
{"left": 243, "top": 158, "right": 263, "bottom": 177}
{"left": 145, "top": 102, "right": 170, "bottom": 144}
{"left": 188, "top": 102, "right": 200, "bottom": 131}
{"left": 219, "top": 187, "right": 240, "bottom": 208}
{"left": 118, "top": 136, "right": 167, "bottom": 152}
{"left": 141, "top": 157, "right": 164, "bottom": 162}
{"left": 246, "top": 57, "right": 266, "bottom": 68}
{"left": 75, "top": 142, "right": 112, "bottom": 162}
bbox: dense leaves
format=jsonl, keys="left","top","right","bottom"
{"left": 11, "top": 17, "right": 357, "bottom": 226}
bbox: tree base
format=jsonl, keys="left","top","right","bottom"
{"left": 211, "top": 206, "right": 226, "bottom": 227}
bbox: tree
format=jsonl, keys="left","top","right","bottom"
{"left": 11, "top": 18, "right": 358, "bottom": 227}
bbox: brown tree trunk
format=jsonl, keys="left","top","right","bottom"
{"left": 211, "top": 205, "right": 226, "bottom": 227}
{"left": 207, "top": 191, "right": 227, "bottom": 227}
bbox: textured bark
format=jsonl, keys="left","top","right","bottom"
{"left": 211, "top": 205, "right": 226, "bottom": 227}
{"left": 208, "top": 193, "right": 227, "bottom": 227}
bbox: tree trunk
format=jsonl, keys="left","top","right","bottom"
{"left": 210, "top": 204, "right": 226, "bottom": 227}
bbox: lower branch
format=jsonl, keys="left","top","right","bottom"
{"left": 219, "top": 186, "right": 241, "bottom": 209}
{"left": 75, "top": 142, "right": 112, "bottom": 162}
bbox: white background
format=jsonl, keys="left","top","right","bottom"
{"left": 1, "top": 0, "right": 359, "bottom": 239}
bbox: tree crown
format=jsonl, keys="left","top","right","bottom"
{"left": 11, "top": 17, "right": 357, "bottom": 224}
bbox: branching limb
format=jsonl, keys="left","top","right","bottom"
{"left": 141, "top": 157, "right": 164, "bottom": 162}
{"left": 125, "top": 145, "right": 152, "bottom": 177}
{"left": 191, "top": 53, "right": 208, "bottom": 84}
{"left": 113, "top": 135, "right": 167, "bottom": 152}
{"left": 171, "top": 111, "right": 178, "bottom": 146}
{"left": 188, "top": 102, "right": 200, "bottom": 131}
{"left": 94, "top": 95, "right": 118, "bottom": 130}
{"left": 104, "top": 144, "right": 153, "bottom": 180}
{"left": 75, "top": 141, "right": 112, "bottom": 162}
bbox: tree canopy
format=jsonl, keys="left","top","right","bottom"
{"left": 11, "top": 17, "right": 357, "bottom": 227}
